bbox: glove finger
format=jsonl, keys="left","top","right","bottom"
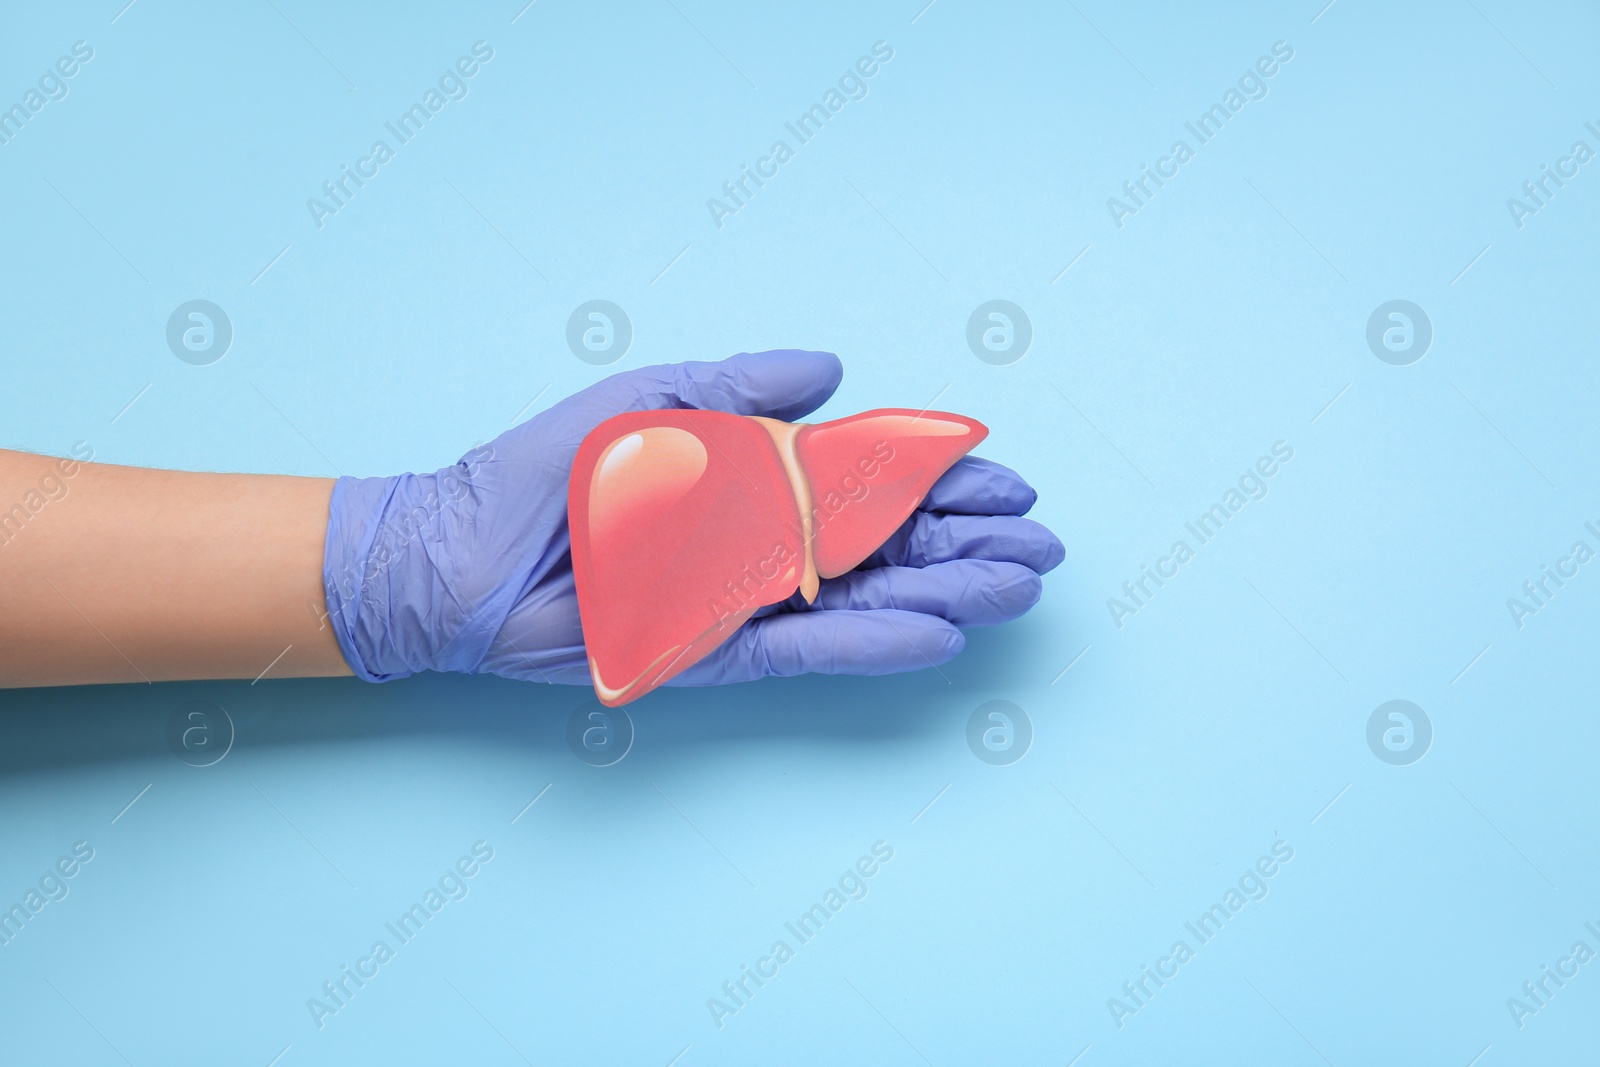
{"left": 668, "top": 609, "right": 964, "bottom": 685}
{"left": 863, "top": 514, "right": 1066, "bottom": 573}
{"left": 919, "top": 456, "right": 1040, "bottom": 516}
{"left": 807, "top": 561, "right": 1043, "bottom": 626}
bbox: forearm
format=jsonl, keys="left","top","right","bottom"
{"left": 0, "top": 448, "right": 350, "bottom": 687}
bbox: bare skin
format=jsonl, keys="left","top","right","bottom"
{"left": 0, "top": 448, "right": 350, "bottom": 688}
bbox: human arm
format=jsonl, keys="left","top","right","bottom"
{"left": 0, "top": 449, "right": 348, "bottom": 687}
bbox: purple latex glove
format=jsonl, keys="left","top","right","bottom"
{"left": 322, "top": 350, "right": 1064, "bottom": 689}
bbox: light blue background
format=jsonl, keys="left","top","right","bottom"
{"left": 2, "top": 1, "right": 1598, "bottom": 1063}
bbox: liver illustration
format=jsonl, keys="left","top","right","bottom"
{"left": 568, "top": 408, "right": 987, "bottom": 705}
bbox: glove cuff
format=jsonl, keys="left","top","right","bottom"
{"left": 322, "top": 473, "right": 413, "bottom": 683}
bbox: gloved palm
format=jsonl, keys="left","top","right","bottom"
{"left": 323, "top": 350, "right": 1064, "bottom": 689}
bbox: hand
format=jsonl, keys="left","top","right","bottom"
{"left": 322, "top": 350, "right": 1065, "bottom": 689}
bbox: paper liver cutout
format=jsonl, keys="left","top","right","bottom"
{"left": 568, "top": 408, "right": 988, "bottom": 705}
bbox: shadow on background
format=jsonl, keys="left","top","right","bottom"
{"left": 0, "top": 624, "right": 1043, "bottom": 774}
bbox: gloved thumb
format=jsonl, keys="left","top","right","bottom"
{"left": 557, "top": 349, "right": 843, "bottom": 432}
{"left": 452, "top": 350, "right": 843, "bottom": 475}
